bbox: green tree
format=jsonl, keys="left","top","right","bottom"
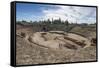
{"left": 65, "top": 20, "right": 69, "bottom": 33}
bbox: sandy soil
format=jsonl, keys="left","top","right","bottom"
{"left": 16, "top": 27, "right": 97, "bottom": 65}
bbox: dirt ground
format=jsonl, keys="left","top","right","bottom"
{"left": 16, "top": 24, "right": 97, "bottom": 65}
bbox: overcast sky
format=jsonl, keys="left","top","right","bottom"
{"left": 16, "top": 3, "right": 96, "bottom": 24}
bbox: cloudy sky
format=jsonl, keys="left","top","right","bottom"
{"left": 16, "top": 3, "right": 96, "bottom": 24}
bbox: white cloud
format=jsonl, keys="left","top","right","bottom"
{"left": 41, "top": 5, "right": 96, "bottom": 24}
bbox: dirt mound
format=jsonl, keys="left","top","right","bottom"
{"left": 16, "top": 30, "right": 96, "bottom": 65}
{"left": 22, "top": 31, "right": 91, "bottom": 50}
